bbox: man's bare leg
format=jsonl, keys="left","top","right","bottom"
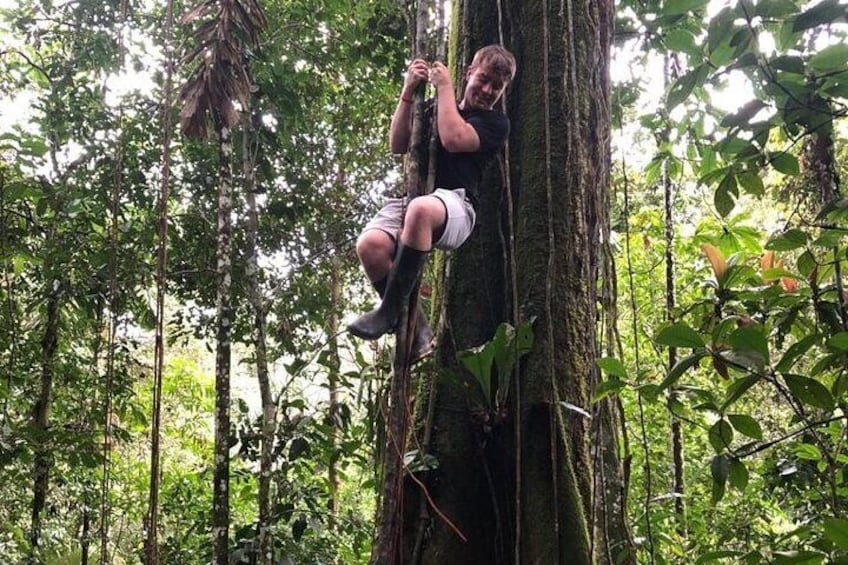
{"left": 348, "top": 196, "right": 446, "bottom": 341}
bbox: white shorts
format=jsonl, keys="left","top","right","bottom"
{"left": 363, "top": 188, "right": 476, "bottom": 251}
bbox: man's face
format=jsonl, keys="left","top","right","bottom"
{"left": 462, "top": 64, "right": 508, "bottom": 110}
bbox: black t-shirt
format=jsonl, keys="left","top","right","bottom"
{"left": 419, "top": 101, "right": 510, "bottom": 206}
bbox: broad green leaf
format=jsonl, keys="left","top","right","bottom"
{"left": 765, "top": 229, "right": 808, "bottom": 251}
{"left": 593, "top": 378, "right": 626, "bottom": 403}
{"left": 715, "top": 173, "right": 737, "bottom": 217}
{"left": 664, "top": 0, "right": 709, "bottom": 16}
{"left": 823, "top": 517, "right": 848, "bottom": 550}
{"left": 696, "top": 551, "right": 744, "bottom": 564}
{"left": 794, "top": 442, "right": 822, "bottom": 461}
{"left": 458, "top": 343, "right": 495, "bottom": 405}
{"left": 656, "top": 323, "right": 705, "bottom": 348}
{"left": 667, "top": 64, "right": 709, "bottom": 110}
{"left": 637, "top": 383, "right": 661, "bottom": 402}
{"left": 823, "top": 77, "right": 848, "bottom": 98}
{"left": 827, "top": 332, "right": 848, "bottom": 351}
{"left": 729, "top": 325, "right": 770, "bottom": 364}
{"left": 718, "top": 137, "right": 756, "bottom": 157}
{"left": 728, "top": 52, "right": 759, "bottom": 71}
{"left": 783, "top": 373, "right": 835, "bottom": 411}
{"left": 664, "top": 29, "right": 699, "bottom": 54}
{"left": 737, "top": 170, "right": 764, "bottom": 196}
{"left": 811, "top": 353, "right": 841, "bottom": 376}
{"left": 809, "top": 44, "right": 848, "bottom": 74}
{"left": 721, "top": 375, "right": 760, "bottom": 412}
{"left": 721, "top": 100, "right": 766, "bottom": 128}
{"left": 711, "top": 454, "right": 729, "bottom": 503}
{"left": 763, "top": 267, "right": 801, "bottom": 281}
{"left": 773, "top": 550, "right": 825, "bottom": 564}
{"left": 597, "top": 357, "right": 627, "bottom": 379}
{"left": 699, "top": 145, "right": 717, "bottom": 176}
{"left": 792, "top": 0, "right": 847, "bottom": 33}
{"left": 770, "top": 152, "right": 800, "bottom": 175}
{"left": 813, "top": 228, "right": 845, "bottom": 248}
{"left": 797, "top": 250, "right": 816, "bottom": 277}
{"left": 769, "top": 54, "right": 805, "bottom": 74}
{"left": 658, "top": 351, "right": 708, "bottom": 391}
{"left": 709, "top": 419, "right": 734, "bottom": 452}
{"left": 728, "top": 457, "right": 749, "bottom": 490}
{"left": 708, "top": 7, "right": 737, "bottom": 51}
{"left": 756, "top": 0, "right": 799, "bottom": 18}
{"left": 728, "top": 414, "right": 763, "bottom": 440}
{"left": 776, "top": 335, "right": 819, "bottom": 373}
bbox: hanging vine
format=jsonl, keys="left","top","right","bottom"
{"left": 144, "top": 0, "right": 174, "bottom": 561}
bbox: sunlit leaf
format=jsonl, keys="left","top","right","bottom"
{"left": 773, "top": 550, "right": 825, "bottom": 564}
{"left": 770, "top": 152, "right": 800, "bottom": 175}
{"left": 737, "top": 170, "right": 765, "bottom": 196}
{"left": 756, "top": 0, "right": 799, "bottom": 18}
{"left": 794, "top": 442, "right": 822, "bottom": 461}
{"left": 765, "top": 229, "right": 808, "bottom": 251}
{"left": 695, "top": 551, "right": 744, "bottom": 564}
{"left": 702, "top": 243, "right": 728, "bottom": 280}
{"left": 728, "top": 414, "right": 763, "bottom": 440}
{"left": 593, "top": 378, "right": 626, "bottom": 403}
{"left": 664, "top": 29, "right": 700, "bottom": 56}
{"left": 809, "top": 44, "right": 848, "bottom": 73}
{"left": 664, "top": 0, "right": 709, "bottom": 16}
{"left": 656, "top": 323, "right": 705, "bottom": 348}
{"left": 597, "top": 357, "right": 627, "bottom": 379}
{"left": 828, "top": 332, "right": 848, "bottom": 351}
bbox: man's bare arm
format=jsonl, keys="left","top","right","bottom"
{"left": 429, "top": 62, "right": 480, "bottom": 153}
{"left": 389, "top": 59, "right": 429, "bottom": 154}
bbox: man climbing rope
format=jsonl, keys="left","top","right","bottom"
{"left": 348, "top": 45, "right": 516, "bottom": 360}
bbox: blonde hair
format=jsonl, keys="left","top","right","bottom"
{"left": 470, "top": 45, "right": 517, "bottom": 84}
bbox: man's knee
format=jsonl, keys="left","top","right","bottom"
{"left": 356, "top": 229, "right": 394, "bottom": 262}
{"left": 405, "top": 196, "right": 445, "bottom": 228}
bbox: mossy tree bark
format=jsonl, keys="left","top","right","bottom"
{"left": 394, "top": 0, "right": 633, "bottom": 563}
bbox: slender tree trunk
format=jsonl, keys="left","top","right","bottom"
{"left": 242, "top": 104, "right": 275, "bottom": 565}
{"left": 30, "top": 284, "right": 60, "bottom": 556}
{"left": 660, "top": 54, "right": 686, "bottom": 536}
{"left": 328, "top": 257, "right": 342, "bottom": 528}
{"left": 81, "top": 490, "right": 91, "bottom": 565}
{"left": 212, "top": 114, "right": 234, "bottom": 565}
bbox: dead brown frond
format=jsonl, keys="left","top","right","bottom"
{"left": 179, "top": 0, "right": 267, "bottom": 139}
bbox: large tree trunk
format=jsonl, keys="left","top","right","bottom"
{"left": 392, "top": 0, "right": 620, "bottom": 563}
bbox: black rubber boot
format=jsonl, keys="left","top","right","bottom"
{"left": 369, "top": 278, "right": 434, "bottom": 363}
{"left": 348, "top": 245, "right": 428, "bottom": 340}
